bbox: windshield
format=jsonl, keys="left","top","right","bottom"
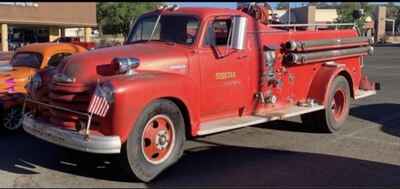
{"left": 10, "top": 52, "right": 43, "bottom": 68}
{"left": 127, "top": 14, "right": 200, "bottom": 45}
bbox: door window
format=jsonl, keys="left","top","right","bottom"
{"left": 205, "top": 19, "right": 232, "bottom": 46}
{"left": 48, "top": 53, "right": 72, "bottom": 67}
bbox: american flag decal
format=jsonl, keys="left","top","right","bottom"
{"left": 88, "top": 86, "right": 110, "bottom": 117}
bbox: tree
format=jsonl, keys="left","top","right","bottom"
{"left": 97, "top": 2, "right": 161, "bottom": 39}
{"left": 336, "top": 2, "right": 374, "bottom": 33}
{"left": 386, "top": 2, "right": 400, "bottom": 19}
{"left": 309, "top": 2, "right": 333, "bottom": 9}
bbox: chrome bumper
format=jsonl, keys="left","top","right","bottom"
{"left": 23, "top": 115, "right": 121, "bottom": 154}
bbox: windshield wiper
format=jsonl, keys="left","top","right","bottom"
{"left": 148, "top": 4, "right": 180, "bottom": 42}
{"left": 148, "top": 12, "right": 164, "bottom": 42}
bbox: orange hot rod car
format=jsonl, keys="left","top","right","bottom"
{"left": 0, "top": 42, "right": 87, "bottom": 131}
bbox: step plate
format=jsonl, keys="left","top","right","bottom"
{"left": 254, "top": 104, "right": 325, "bottom": 119}
{"left": 198, "top": 104, "right": 325, "bottom": 136}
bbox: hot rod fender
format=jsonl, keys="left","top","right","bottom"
{"left": 306, "top": 65, "right": 356, "bottom": 106}
{"left": 108, "top": 71, "right": 199, "bottom": 143}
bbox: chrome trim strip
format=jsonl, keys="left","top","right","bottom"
{"left": 25, "top": 98, "right": 89, "bottom": 117}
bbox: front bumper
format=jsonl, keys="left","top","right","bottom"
{"left": 23, "top": 115, "right": 121, "bottom": 154}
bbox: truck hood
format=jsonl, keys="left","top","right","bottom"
{"left": 60, "top": 42, "right": 191, "bottom": 84}
{"left": 0, "top": 64, "right": 36, "bottom": 93}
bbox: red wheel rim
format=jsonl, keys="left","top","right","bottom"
{"left": 141, "top": 115, "right": 175, "bottom": 165}
{"left": 331, "top": 89, "right": 346, "bottom": 121}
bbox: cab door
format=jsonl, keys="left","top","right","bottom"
{"left": 198, "top": 16, "right": 250, "bottom": 120}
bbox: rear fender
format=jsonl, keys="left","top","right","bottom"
{"left": 307, "top": 65, "right": 354, "bottom": 106}
{"left": 109, "top": 71, "right": 199, "bottom": 142}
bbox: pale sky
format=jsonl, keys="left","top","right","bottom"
{"left": 172, "top": 2, "right": 392, "bottom": 9}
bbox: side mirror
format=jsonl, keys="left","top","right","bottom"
{"left": 230, "top": 16, "right": 247, "bottom": 50}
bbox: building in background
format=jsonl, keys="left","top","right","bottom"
{"left": 271, "top": 6, "right": 374, "bottom": 37}
{"left": 0, "top": 2, "right": 96, "bottom": 52}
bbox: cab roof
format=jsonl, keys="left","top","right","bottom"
{"left": 148, "top": 7, "right": 246, "bottom": 19}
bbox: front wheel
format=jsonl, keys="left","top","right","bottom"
{"left": 120, "top": 99, "right": 186, "bottom": 182}
{"left": 1, "top": 105, "right": 27, "bottom": 131}
{"left": 301, "top": 76, "right": 351, "bottom": 133}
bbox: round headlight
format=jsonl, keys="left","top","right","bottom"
{"left": 112, "top": 57, "right": 140, "bottom": 75}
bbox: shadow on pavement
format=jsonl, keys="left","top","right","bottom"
{"left": 1, "top": 130, "right": 400, "bottom": 187}
{"left": 350, "top": 103, "right": 400, "bottom": 138}
{"left": 0, "top": 132, "right": 132, "bottom": 182}
{"left": 252, "top": 120, "right": 326, "bottom": 134}
{"left": 150, "top": 140, "right": 400, "bottom": 187}
{"left": 252, "top": 103, "right": 400, "bottom": 138}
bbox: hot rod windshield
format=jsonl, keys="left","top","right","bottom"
{"left": 10, "top": 52, "right": 43, "bottom": 68}
{"left": 127, "top": 14, "right": 200, "bottom": 45}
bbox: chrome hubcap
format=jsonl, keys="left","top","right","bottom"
{"left": 155, "top": 130, "right": 170, "bottom": 150}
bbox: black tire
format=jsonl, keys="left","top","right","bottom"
{"left": 301, "top": 76, "right": 351, "bottom": 133}
{"left": 120, "top": 99, "right": 186, "bottom": 182}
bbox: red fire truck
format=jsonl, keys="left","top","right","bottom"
{"left": 22, "top": 4, "right": 379, "bottom": 182}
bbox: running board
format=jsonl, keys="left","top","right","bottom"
{"left": 354, "top": 89, "right": 376, "bottom": 100}
{"left": 197, "top": 104, "right": 325, "bottom": 136}
{"left": 197, "top": 116, "right": 268, "bottom": 136}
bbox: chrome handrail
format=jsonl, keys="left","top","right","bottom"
{"left": 269, "top": 23, "right": 356, "bottom": 31}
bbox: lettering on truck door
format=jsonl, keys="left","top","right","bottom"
{"left": 199, "top": 16, "right": 249, "bottom": 119}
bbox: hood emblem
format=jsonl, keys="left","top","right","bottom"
{"left": 53, "top": 73, "right": 76, "bottom": 83}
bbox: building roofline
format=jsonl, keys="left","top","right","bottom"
{"left": 0, "top": 19, "right": 97, "bottom": 27}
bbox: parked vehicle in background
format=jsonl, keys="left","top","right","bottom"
{"left": 0, "top": 52, "right": 13, "bottom": 64}
{"left": 0, "top": 42, "right": 87, "bottom": 131}
{"left": 24, "top": 4, "right": 379, "bottom": 182}
{"left": 52, "top": 37, "right": 96, "bottom": 50}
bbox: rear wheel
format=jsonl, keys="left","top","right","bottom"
{"left": 120, "top": 99, "right": 186, "bottom": 182}
{"left": 301, "top": 76, "right": 351, "bottom": 133}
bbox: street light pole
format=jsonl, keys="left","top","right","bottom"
{"left": 288, "top": 2, "right": 291, "bottom": 25}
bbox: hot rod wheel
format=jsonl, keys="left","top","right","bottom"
{"left": 120, "top": 99, "right": 186, "bottom": 182}
{"left": 0, "top": 105, "right": 26, "bottom": 131}
{"left": 301, "top": 76, "right": 350, "bottom": 133}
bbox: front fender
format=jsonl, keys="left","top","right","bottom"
{"left": 307, "top": 64, "right": 354, "bottom": 106}
{"left": 109, "top": 71, "right": 199, "bottom": 142}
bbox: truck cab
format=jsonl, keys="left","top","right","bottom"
{"left": 22, "top": 5, "right": 378, "bottom": 182}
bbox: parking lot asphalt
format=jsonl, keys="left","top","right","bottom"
{"left": 1, "top": 45, "right": 400, "bottom": 188}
